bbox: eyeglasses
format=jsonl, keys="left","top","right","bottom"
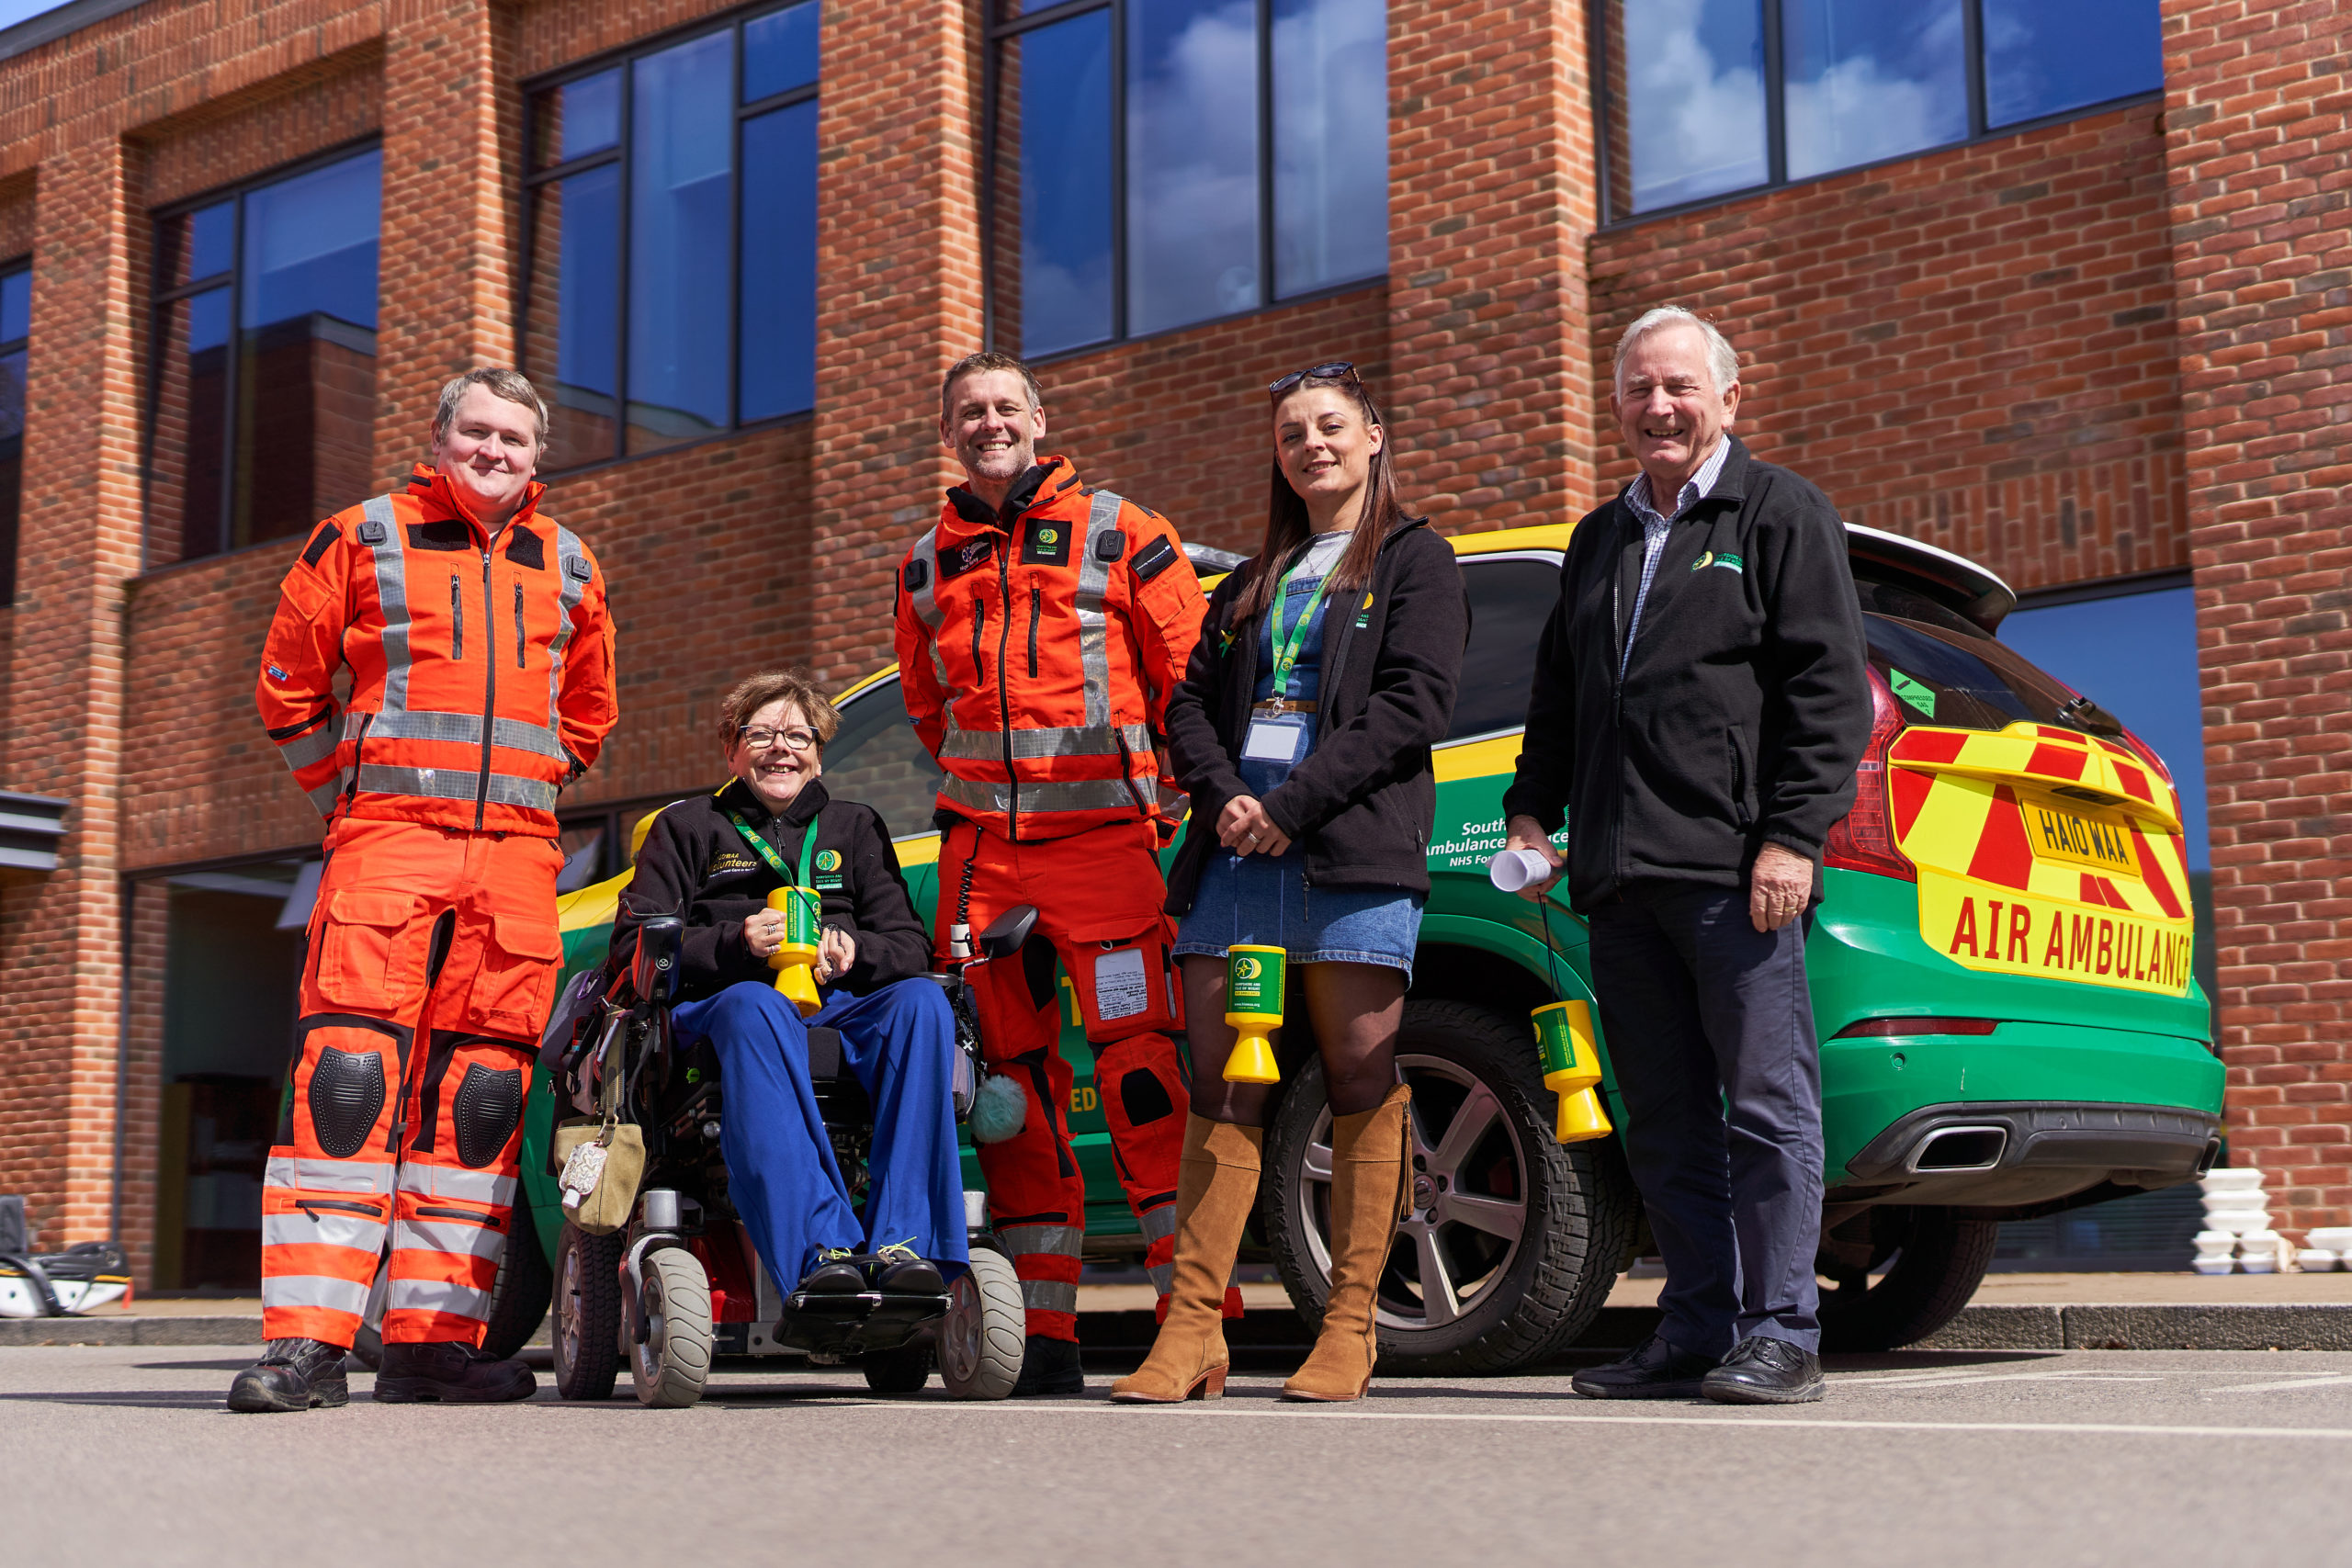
{"left": 1269, "top": 360, "right": 1362, "bottom": 400}
{"left": 739, "top": 726, "right": 820, "bottom": 754}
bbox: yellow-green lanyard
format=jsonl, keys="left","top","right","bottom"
{"left": 727, "top": 807, "right": 819, "bottom": 888}
{"left": 1267, "top": 555, "right": 1335, "bottom": 701}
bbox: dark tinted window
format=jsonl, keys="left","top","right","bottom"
{"left": 1445, "top": 555, "right": 1558, "bottom": 742}
{"left": 820, "top": 680, "right": 947, "bottom": 840}
{"left": 1865, "top": 613, "right": 2120, "bottom": 736}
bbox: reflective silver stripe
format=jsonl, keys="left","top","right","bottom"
{"left": 1019, "top": 1280, "right": 1080, "bottom": 1315}
{"left": 906, "top": 528, "right": 953, "bottom": 694}
{"left": 360, "top": 495, "right": 413, "bottom": 715}
{"left": 397, "top": 1164, "right": 519, "bottom": 1208}
{"left": 941, "top": 773, "right": 1146, "bottom": 818}
{"left": 999, "top": 1223, "right": 1083, "bottom": 1258}
{"left": 1146, "top": 1261, "right": 1173, "bottom": 1295}
{"left": 395, "top": 1215, "right": 508, "bottom": 1262}
{"left": 1157, "top": 782, "right": 1190, "bottom": 817}
{"left": 356, "top": 764, "right": 558, "bottom": 813}
{"left": 276, "top": 721, "right": 340, "bottom": 773}
{"left": 936, "top": 720, "right": 1150, "bottom": 761}
{"left": 263, "top": 1210, "right": 387, "bottom": 1255}
{"left": 266, "top": 1155, "right": 396, "bottom": 1197}
{"left": 386, "top": 1276, "right": 492, "bottom": 1319}
{"left": 1073, "top": 491, "right": 1123, "bottom": 728}
{"left": 548, "top": 524, "right": 588, "bottom": 742}
{"left": 305, "top": 778, "right": 346, "bottom": 818}
{"left": 1137, "top": 1204, "right": 1178, "bottom": 1245}
{"left": 261, "top": 1272, "right": 372, "bottom": 1317}
{"left": 357, "top": 708, "right": 567, "bottom": 762}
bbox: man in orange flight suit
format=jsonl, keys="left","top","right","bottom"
{"left": 229, "top": 367, "right": 618, "bottom": 1413}
{"left": 897, "top": 351, "right": 1210, "bottom": 1397}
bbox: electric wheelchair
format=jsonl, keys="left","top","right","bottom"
{"left": 536, "top": 906, "right": 1040, "bottom": 1408}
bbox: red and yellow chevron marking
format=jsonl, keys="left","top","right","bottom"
{"left": 1892, "top": 721, "right": 2194, "bottom": 997}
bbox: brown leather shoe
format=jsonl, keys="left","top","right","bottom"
{"left": 1111, "top": 1114, "right": 1261, "bottom": 1404}
{"left": 1283, "top": 1084, "right": 1409, "bottom": 1402}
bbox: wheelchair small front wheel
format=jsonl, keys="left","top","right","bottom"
{"left": 630, "top": 1246, "right": 713, "bottom": 1409}
{"left": 939, "top": 1249, "right": 1023, "bottom": 1400}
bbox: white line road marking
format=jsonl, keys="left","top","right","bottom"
{"left": 899, "top": 1402, "right": 2352, "bottom": 1442}
{"left": 1834, "top": 1370, "right": 2166, "bottom": 1389}
{"left": 2203, "top": 1374, "right": 2352, "bottom": 1395}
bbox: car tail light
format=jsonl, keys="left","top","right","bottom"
{"left": 1832, "top": 1017, "right": 1999, "bottom": 1038}
{"left": 1824, "top": 669, "right": 1916, "bottom": 882}
{"left": 2113, "top": 725, "right": 2175, "bottom": 787}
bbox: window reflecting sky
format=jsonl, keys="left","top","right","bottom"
{"left": 628, "top": 30, "right": 734, "bottom": 446}
{"left": 1984, "top": 0, "right": 2163, "bottom": 128}
{"left": 1272, "top": 0, "right": 1386, "bottom": 298}
{"left": 1015, "top": 14, "right": 1114, "bottom": 355}
{"left": 2000, "top": 586, "right": 2209, "bottom": 869}
{"left": 240, "top": 149, "right": 381, "bottom": 332}
{"left": 1622, "top": 0, "right": 1768, "bottom": 213}
{"left": 555, "top": 165, "right": 620, "bottom": 400}
{"left": 743, "top": 0, "right": 820, "bottom": 101}
{"left": 1126, "top": 0, "right": 1261, "bottom": 336}
{"left": 1781, "top": 0, "right": 1967, "bottom": 180}
{"left": 739, "top": 99, "right": 818, "bottom": 421}
{"left": 0, "top": 268, "right": 28, "bottom": 344}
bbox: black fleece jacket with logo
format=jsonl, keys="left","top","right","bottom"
{"left": 611, "top": 777, "right": 932, "bottom": 1002}
{"left": 1499, "top": 436, "right": 1871, "bottom": 912}
{"left": 1162, "top": 516, "right": 1468, "bottom": 909}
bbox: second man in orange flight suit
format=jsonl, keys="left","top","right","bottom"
{"left": 897, "top": 352, "right": 1209, "bottom": 1396}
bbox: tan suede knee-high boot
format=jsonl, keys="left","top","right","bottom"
{"left": 1283, "top": 1083, "right": 1410, "bottom": 1402}
{"left": 1111, "top": 1115, "right": 1262, "bottom": 1403}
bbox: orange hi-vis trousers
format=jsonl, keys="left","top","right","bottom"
{"left": 261, "top": 818, "right": 564, "bottom": 1348}
{"left": 940, "top": 818, "right": 1200, "bottom": 1342}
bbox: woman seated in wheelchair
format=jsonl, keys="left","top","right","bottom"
{"left": 611, "top": 669, "right": 966, "bottom": 1302}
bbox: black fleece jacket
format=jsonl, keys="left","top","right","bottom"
{"left": 1162, "top": 516, "right": 1467, "bottom": 910}
{"left": 611, "top": 777, "right": 932, "bottom": 1002}
{"left": 1500, "top": 436, "right": 1871, "bottom": 912}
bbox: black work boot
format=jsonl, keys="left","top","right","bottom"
{"left": 227, "top": 1337, "right": 351, "bottom": 1413}
{"left": 1569, "top": 1333, "right": 1720, "bottom": 1400}
{"left": 1011, "top": 1335, "right": 1084, "bottom": 1398}
{"left": 372, "top": 1340, "right": 537, "bottom": 1404}
{"left": 868, "top": 1245, "right": 945, "bottom": 1296}
{"left": 1702, "top": 1336, "right": 1825, "bottom": 1404}
{"left": 798, "top": 1248, "right": 866, "bottom": 1295}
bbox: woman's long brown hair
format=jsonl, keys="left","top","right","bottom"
{"left": 1231, "top": 371, "right": 1403, "bottom": 625}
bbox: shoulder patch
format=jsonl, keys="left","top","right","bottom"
{"left": 1093, "top": 526, "right": 1128, "bottom": 563}
{"left": 505, "top": 525, "right": 546, "bottom": 570}
{"left": 940, "top": 535, "right": 996, "bottom": 581}
{"left": 301, "top": 521, "right": 341, "bottom": 569}
{"left": 1130, "top": 535, "right": 1179, "bottom": 582}
{"left": 903, "top": 558, "right": 930, "bottom": 592}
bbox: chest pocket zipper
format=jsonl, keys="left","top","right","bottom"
{"left": 1028, "top": 584, "right": 1042, "bottom": 679}
{"left": 449, "top": 575, "right": 463, "bottom": 661}
{"left": 514, "top": 581, "right": 526, "bottom": 668}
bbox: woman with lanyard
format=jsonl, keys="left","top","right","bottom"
{"left": 1114, "top": 363, "right": 1467, "bottom": 1404}
{"left": 612, "top": 669, "right": 967, "bottom": 1303}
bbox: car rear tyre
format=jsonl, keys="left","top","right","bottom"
{"left": 1816, "top": 1205, "right": 2000, "bottom": 1353}
{"left": 479, "top": 1200, "right": 554, "bottom": 1360}
{"left": 630, "top": 1246, "right": 714, "bottom": 1408}
{"left": 1261, "top": 998, "right": 1637, "bottom": 1376}
{"left": 939, "top": 1249, "right": 1024, "bottom": 1400}
{"left": 553, "top": 1224, "right": 624, "bottom": 1401}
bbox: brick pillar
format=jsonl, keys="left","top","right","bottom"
{"left": 377, "top": 0, "right": 517, "bottom": 481}
{"left": 1385, "top": 0, "right": 1600, "bottom": 533}
{"left": 804, "top": 0, "right": 983, "bottom": 685}
{"left": 2162, "top": 0, "right": 2352, "bottom": 1236}
{"left": 0, "top": 140, "right": 147, "bottom": 1247}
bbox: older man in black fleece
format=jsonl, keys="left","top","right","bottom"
{"left": 1502, "top": 307, "right": 1869, "bottom": 1404}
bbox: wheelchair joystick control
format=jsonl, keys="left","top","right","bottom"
{"left": 1532, "top": 999, "right": 1611, "bottom": 1144}
{"left": 768, "top": 886, "right": 824, "bottom": 1018}
{"left": 1222, "top": 944, "right": 1283, "bottom": 1085}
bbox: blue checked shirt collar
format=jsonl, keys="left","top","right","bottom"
{"left": 1619, "top": 436, "right": 1731, "bottom": 677}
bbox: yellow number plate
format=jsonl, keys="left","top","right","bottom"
{"left": 2021, "top": 795, "right": 2140, "bottom": 876}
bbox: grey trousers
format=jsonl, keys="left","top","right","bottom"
{"left": 1588, "top": 882, "right": 1825, "bottom": 1356}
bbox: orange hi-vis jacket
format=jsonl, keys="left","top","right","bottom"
{"left": 256, "top": 464, "right": 618, "bottom": 838}
{"left": 895, "top": 456, "right": 1205, "bottom": 840}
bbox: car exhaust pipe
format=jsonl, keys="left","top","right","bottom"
{"left": 1909, "top": 1125, "right": 2008, "bottom": 1173}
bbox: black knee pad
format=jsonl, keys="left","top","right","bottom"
{"left": 308, "top": 1046, "right": 386, "bottom": 1159}
{"left": 451, "top": 1064, "right": 525, "bottom": 1168}
{"left": 1119, "top": 1067, "right": 1176, "bottom": 1128}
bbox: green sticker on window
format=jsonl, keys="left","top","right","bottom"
{"left": 1888, "top": 668, "right": 1936, "bottom": 718}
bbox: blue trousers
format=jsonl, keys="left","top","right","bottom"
{"left": 672, "top": 978, "right": 969, "bottom": 1289}
{"left": 1588, "top": 884, "right": 1825, "bottom": 1356}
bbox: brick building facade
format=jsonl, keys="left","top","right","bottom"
{"left": 0, "top": 0, "right": 2342, "bottom": 1282}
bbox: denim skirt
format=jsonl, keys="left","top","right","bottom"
{"left": 1172, "top": 846, "right": 1424, "bottom": 977}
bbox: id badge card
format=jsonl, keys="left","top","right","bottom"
{"left": 1240, "top": 712, "right": 1309, "bottom": 764}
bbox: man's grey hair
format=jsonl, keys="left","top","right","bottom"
{"left": 1612, "top": 306, "right": 1740, "bottom": 396}
{"left": 433, "top": 366, "right": 550, "bottom": 451}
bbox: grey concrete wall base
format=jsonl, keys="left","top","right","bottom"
{"left": 1915, "top": 1304, "right": 2066, "bottom": 1349}
{"left": 2062, "top": 1304, "right": 2352, "bottom": 1352}
{"left": 0, "top": 1315, "right": 261, "bottom": 1347}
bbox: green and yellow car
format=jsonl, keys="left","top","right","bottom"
{"left": 506, "top": 521, "right": 2222, "bottom": 1372}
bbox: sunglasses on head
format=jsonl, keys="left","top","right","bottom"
{"left": 1268, "top": 361, "right": 1363, "bottom": 400}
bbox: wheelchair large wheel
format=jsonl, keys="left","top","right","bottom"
{"left": 630, "top": 1246, "right": 713, "bottom": 1409}
{"left": 554, "top": 1224, "right": 624, "bottom": 1401}
{"left": 939, "top": 1249, "right": 1023, "bottom": 1400}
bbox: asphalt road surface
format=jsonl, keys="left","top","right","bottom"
{"left": 6, "top": 1345, "right": 2349, "bottom": 1567}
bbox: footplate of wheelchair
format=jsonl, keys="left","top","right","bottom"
{"left": 772, "top": 1289, "right": 952, "bottom": 1356}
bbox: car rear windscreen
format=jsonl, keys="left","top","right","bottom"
{"left": 1866, "top": 613, "right": 2123, "bottom": 738}
{"left": 1448, "top": 555, "right": 1559, "bottom": 742}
